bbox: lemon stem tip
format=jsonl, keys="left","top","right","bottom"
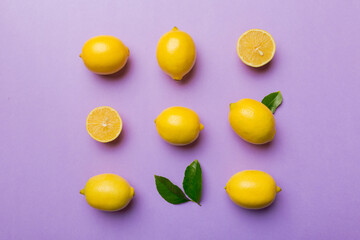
{"left": 172, "top": 76, "right": 182, "bottom": 80}
{"left": 200, "top": 123, "right": 204, "bottom": 130}
{"left": 276, "top": 186, "right": 282, "bottom": 193}
{"left": 80, "top": 189, "right": 85, "bottom": 195}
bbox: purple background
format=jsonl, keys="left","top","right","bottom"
{"left": 1, "top": 0, "right": 360, "bottom": 239}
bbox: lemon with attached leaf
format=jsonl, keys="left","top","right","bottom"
{"left": 229, "top": 98, "right": 275, "bottom": 144}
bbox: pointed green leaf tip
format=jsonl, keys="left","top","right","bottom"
{"left": 154, "top": 175, "right": 190, "bottom": 204}
{"left": 261, "top": 91, "right": 283, "bottom": 113}
{"left": 183, "top": 160, "right": 202, "bottom": 206}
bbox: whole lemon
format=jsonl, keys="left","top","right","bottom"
{"left": 156, "top": 27, "right": 196, "bottom": 80}
{"left": 80, "top": 35, "right": 129, "bottom": 75}
{"left": 225, "top": 170, "right": 281, "bottom": 209}
{"left": 155, "top": 106, "right": 204, "bottom": 146}
{"left": 80, "top": 173, "right": 134, "bottom": 211}
{"left": 229, "top": 99, "right": 275, "bottom": 144}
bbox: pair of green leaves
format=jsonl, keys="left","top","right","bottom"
{"left": 261, "top": 91, "right": 283, "bottom": 113}
{"left": 155, "top": 160, "right": 202, "bottom": 206}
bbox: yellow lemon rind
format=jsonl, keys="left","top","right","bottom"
{"left": 225, "top": 170, "right": 281, "bottom": 210}
{"left": 80, "top": 35, "right": 130, "bottom": 75}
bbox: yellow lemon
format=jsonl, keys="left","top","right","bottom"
{"left": 156, "top": 27, "right": 196, "bottom": 80}
{"left": 155, "top": 106, "right": 204, "bottom": 145}
{"left": 86, "top": 106, "right": 123, "bottom": 143}
{"left": 80, "top": 35, "right": 129, "bottom": 75}
{"left": 229, "top": 99, "right": 275, "bottom": 144}
{"left": 237, "top": 29, "right": 276, "bottom": 67}
{"left": 225, "top": 170, "right": 281, "bottom": 209}
{"left": 80, "top": 173, "right": 134, "bottom": 211}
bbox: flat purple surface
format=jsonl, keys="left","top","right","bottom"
{"left": 1, "top": 0, "right": 360, "bottom": 239}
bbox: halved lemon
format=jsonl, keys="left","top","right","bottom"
{"left": 86, "top": 106, "right": 122, "bottom": 143}
{"left": 237, "top": 29, "right": 276, "bottom": 67}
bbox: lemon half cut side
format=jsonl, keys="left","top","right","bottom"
{"left": 86, "top": 106, "right": 123, "bottom": 143}
{"left": 237, "top": 29, "right": 276, "bottom": 67}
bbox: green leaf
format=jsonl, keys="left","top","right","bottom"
{"left": 183, "top": 160, "right": 202, "bottom": 206}
{"left": 261, "top": 91, "right": 283, "bottom": 113}
{"left": 154, "top": 175, "right": 190, "bottom": 204}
